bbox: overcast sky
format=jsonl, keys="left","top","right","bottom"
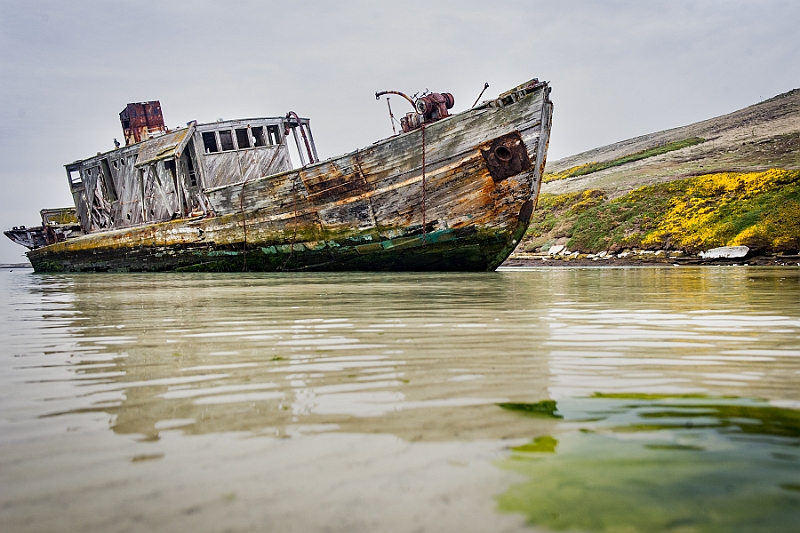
{"left": 1, "top": 0, "right": 798, "bottom": 263}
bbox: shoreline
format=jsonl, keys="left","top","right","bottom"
{"left": 3, "top": 259, "right": 799, "bottom": 271}
{"left": 502, "top": 253, "right": 800, "bottom": 268}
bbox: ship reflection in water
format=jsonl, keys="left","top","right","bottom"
{"left": 1, "top": 268, "right": 798, "bottom": 532}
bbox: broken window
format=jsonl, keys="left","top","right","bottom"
{"left": 68, "top": 169, "right": 82, "bottom": 188}
{"left": 219, "top": 130, "right": 235, "bottom": 151}
{"left": 235, "top": 128, "right": 251, "bottom": 149}
{"left": 165, "top": 159, "right": 177, "bottom": 186}
{"left": 186, "top": 153, "right": 197, "bottom": 187}
{"left": 267, "top": 125, "right": 280, "bottom": 145}
{"left": 101, "top": 159, "right": 117, "bottom": 202}
{"left": 252, "top": 126, "right": 266, "bottom": 147}
{"left": 202, "top": 132, "right": 219, "bottom": 153}
{"left": 184, "top": 139, "right": 198, "bottom": 187}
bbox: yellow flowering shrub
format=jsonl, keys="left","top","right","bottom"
{"left": 642, "top": 169, "right": 800, "bottom": 252}
{"left": 524, "top": 169, "right": 800, "bottom": 254}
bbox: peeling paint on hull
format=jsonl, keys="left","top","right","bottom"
{"left": 26, "top": 80, "right": 553, "bottom": 273}
{"left": 30, "top": 227, "right": 511, "bottom": 273}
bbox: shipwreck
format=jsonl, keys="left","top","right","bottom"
{"left": 5, "top": 79, "right": 553, "bottom": 272}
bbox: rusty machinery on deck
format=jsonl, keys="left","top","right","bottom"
{"left": 375, "top": 90, "right": 455, "bottom": 133}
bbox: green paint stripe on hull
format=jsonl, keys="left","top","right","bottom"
{"left": 28, "top": 226, "right": 513, "bottom": 273}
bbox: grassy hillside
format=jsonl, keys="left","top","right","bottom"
{"left": 516, "top": 88, "right": 800, "bottom": 257}
{"left": 522, "top": 169, "right": 800, "bottom": 255}
{"left": 543, "top": 137, "right": 706, "bottom": 183}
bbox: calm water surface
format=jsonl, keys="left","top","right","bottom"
{"left": 1, "top": 267, "right": 799, "bottom": 532}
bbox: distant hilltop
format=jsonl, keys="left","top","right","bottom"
{"left": 545, "top": 87, "right": 800, "bottom": 196}
{"left": 514, "top": 88, "right": 800, "bottom": 261}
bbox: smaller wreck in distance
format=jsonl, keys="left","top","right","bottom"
{"left": 6, "top": 79, "right": 553, "bottom": 272}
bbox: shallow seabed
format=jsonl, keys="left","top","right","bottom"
{"left": 1, "top": 266, "right": 799, "bottom": 533}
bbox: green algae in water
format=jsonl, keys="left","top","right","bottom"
{"left": 512, "top": 435, "right": 558, "bottom": 453}
{"left": 497, "top": 395, "right": 800, "bottom": 532}
{"left": 498, "top": 400, "right": 562, "bottom": 419}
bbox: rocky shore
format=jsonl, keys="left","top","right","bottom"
{"left": 504, "top": 248, "right": 800, "bottom": 267}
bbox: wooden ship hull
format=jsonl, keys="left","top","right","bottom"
{"left": 19, "top": 80, "right": 552, "bottom": 272}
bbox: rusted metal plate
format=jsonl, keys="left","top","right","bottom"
{"left": 481, "top": 132, "right": 532, "bottom": 182}
{"left": 120, "top": 101, "right": 166, "bottom": 146}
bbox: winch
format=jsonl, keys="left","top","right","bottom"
{"left": 375, "top": 90, "right": 455, "bottom": 133}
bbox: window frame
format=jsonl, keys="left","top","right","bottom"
{"left": 200, "top": 122, "right": 283, "bottom": 156}
{"left": 218, "top": 130, "right": 235, "bottom": 151}
{"left": 202, "top": 131, "right": 220, "bottom": 154}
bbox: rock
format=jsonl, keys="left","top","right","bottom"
{"left": 596, "top": 251, "right": 607, "bottom": 258}
{"left": 699, "top": 246, "right": 749, "bottom": 259}
{"left": 548, "top": 244, "right": 565, "bottom": 255}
